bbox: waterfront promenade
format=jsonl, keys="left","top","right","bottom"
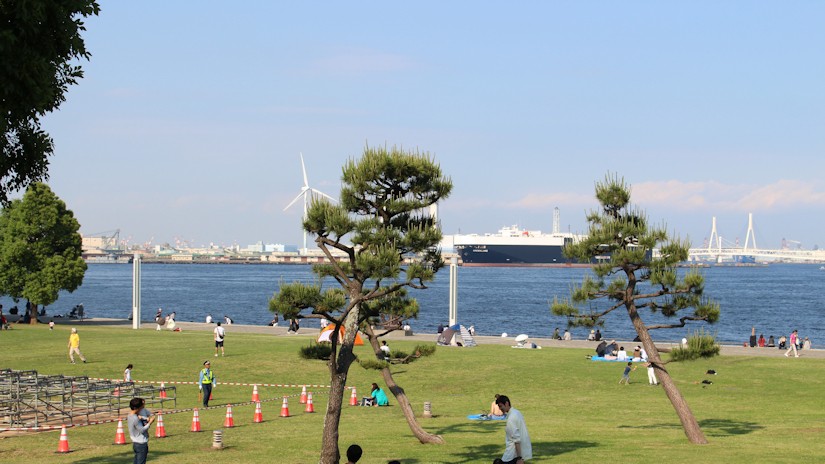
{"left": 44, "top": 317, "right": 823, "bottom": 359}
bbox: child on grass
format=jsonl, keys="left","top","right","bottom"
{"left": 619, "top": 361, "right": 636, "bottom": 384}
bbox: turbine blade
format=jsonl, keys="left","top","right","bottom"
{"left": 300, "top": 153, "right": 308, "bottom": 187}
{"left": 310, "top": 188, "right": 337, "bottom": 202}
{"left": 283, "top": 191, "right": 305, "bottom": 211}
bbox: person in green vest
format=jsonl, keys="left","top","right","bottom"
{"left": 198, "top": 360, "right": 215, "bottom": 407}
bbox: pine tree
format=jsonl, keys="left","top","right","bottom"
{"left": 551, "top": 173, "right": 720, "bottom": 444}
{"left": 269, "top": 145, "right": 451, "bottom": 463}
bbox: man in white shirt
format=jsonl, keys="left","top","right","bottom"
{"left": 494, "top": 395, "right": 531, "bottom": 464}
{"left": 380, "top": 341, "right": 391, "bottom": 359}
{"left": 205, "top": 314, "right": 213, "bottom": 324}
{"left": 214, "top": 322, "right": 226, "bottom": 357}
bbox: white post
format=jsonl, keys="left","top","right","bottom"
{"left": 132, "top": 254, "right": 141, "bottom": 329}
{"left": 448, "top": 257, "right": 458, "bottom": 326}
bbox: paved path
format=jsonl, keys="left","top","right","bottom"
{"left": 57, "top": 317, "right": 823, "bottom": 359}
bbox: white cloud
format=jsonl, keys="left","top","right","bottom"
{"left": 512, "top": 192, "right": 594, "bottom": 209}
{"left": 631, "top": 179, "right": 825, "bottom": 211}
{"left": 492, "top": 179, "right": 825, "bottom": 216}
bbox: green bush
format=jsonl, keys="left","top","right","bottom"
{"left": 358, "top": 358, "right": 390, "bottom": 370}
{"left": 299, "top": 342, "right": 333, "bottom": 360}
{"left": 669, "top": 328, "right": 721, "bottom": 361}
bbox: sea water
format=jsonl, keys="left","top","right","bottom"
{"left": 3, "top": 263, "right": 824, "bottom": 345}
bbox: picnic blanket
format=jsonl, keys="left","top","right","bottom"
{"left": 467, "top": 414, "right": 507, "bottom": 421}
{"left": 590, "top": 356, "right": 643, "bottom": 362}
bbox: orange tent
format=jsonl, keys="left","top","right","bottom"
{"left": 317, "top": 325, "right": 364, "bottom": 345}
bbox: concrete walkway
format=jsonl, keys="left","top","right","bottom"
{"left": 51, "top": 317, "right": 823, "bottom": 359}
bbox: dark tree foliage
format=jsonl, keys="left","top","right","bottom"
{"left": 551, "top": 173, "right": 720, "bottom": 444}
{"left": 0, "top": 0, "right": 100, "bottom": 204}
{"left": 0, "top": 183, "right": 86, "bottom": 321}
{"left": 269, "top": 145, "right": 451, "bottom": 463}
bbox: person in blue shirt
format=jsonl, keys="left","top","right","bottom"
{"left": 370, "top": 382, "right": 389, "bottom": 406}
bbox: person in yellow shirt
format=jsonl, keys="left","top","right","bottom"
{"left": 68, "top": 327, "right": 87, "bottom": 364}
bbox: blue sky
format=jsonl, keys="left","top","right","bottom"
{"left": 40, "top": 2, "right": 825, "bottom": 249}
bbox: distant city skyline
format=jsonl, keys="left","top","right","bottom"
{"left": 30, "top": 2, "right": 825, "bottom": 250}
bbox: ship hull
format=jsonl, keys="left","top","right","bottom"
{"left": 456, "top": 244, "right": 585, "bottom": 267}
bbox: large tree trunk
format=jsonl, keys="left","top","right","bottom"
{"left": 363, "top": 326, "right": 445, "bottom": 444}
{"left": 629, "top": 305, "right": 708, "bottom": 444}
{"left": 28, "top": 304, "right": 38, "bottom": 325}
{"left": 319, "top": 306, "right": 361, "bottom": 464}
{"left": 320, "top": 365, "right": 347, "bottom": 464}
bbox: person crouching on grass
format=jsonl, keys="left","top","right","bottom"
{"left": 493, "top": 395, "right": 532, "bottom": 464}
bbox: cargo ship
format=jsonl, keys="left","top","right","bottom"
{"left": 452, "top": 208, "right": 590, "bottom": 267}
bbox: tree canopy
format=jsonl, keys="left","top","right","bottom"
{"left": 0, "top": 0, "right": 100, "bottom": 204}
{"left": 269, "top": 144, "right": 452, "bottom": 463}
{"left": 551, "top": 173, "right": 720, "bottom": 444}
{"left": 0, "top": 183, "right": 86, "bottom": 316}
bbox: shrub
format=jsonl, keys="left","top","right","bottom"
{"left": 299, "top": 342, "right": 333, "bottom": 360}
{"left": 669, "top": 328, "right": 720, "bottom": 362}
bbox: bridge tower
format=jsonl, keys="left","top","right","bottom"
{"left": 707, "top": 217, "right": 720, "bottom": 252}
{"left": 743, "top": 213, "right": 757, "bottom": 250}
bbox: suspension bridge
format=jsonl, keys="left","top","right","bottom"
{"left": 687, "top": 214, "right": 825, "bottom": 263}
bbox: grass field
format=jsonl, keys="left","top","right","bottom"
{"left": 0, "top": 324, "right": 822, "bottom": 463}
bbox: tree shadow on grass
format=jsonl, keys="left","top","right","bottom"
{"left": 432, "top": 421, "right": 504, "bottom": 436}
{"left": 698, "top": 418, "right": 764, "bottom": 437}
{"left": 448, "top": 441, "right": 598, "bottom": 463}
{"left": 618, "top": 418, "right": 763, "bottom": 437}
{"left": 70, "top": 450, "right": 175, "bottom": 464}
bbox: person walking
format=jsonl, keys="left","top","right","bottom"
{"left": 214, "top": 322, "right": 226, "bottom": 356}
{"left": 493, "top": 395, "right": 532, "bottom": 464}
{"left": 127, "top": 397, "right": 156, "bottom": 464}
{"left": 67, "top": 328, "right": 87, "bottom": 364}
{"left": 785, "top": 329, "right": 800, "bottom": 357}
{"left": 198, "top": 360, "right": 215, "bottom": 407}
{"left": 124, "top": 364, "right": 133, "bottom": 383}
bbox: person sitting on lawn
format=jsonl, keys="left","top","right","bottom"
{"left": 489, "top": 394, "right": 506, "bottom": 419}
{"left": 370, "top": 382, "right": 389, "bottom": 406}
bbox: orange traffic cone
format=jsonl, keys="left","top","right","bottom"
{"left": 305, "top": 392, "right": 315, "bottom": 413}
{"left": 155, "top": 412, "right": 167, "bottom": 438}
{"left": 253, "top": 401, "right": 263, "bottom": 423}
{"left": 251, "top": 384, "right": 260, "bottom": 402}
{"left": 224, "top": 404, "right": 235, "bottom": 428}
{"left": 349, "top": 387, "right": 358, "bottom": 406}
{"left": 56, "top": 425, "right": 71, "bottom": 453}
{"left": 114, "top": 418, "right": 127, "bottom": 445}
{"left": 299, "top": 385, "right": 307, "bottom": 404}
{"left": 190, "top": 408, "right": 202, "bottom": 432}
{"left": 159, "top": 382, "right": 167, "bottom": 399}
{"left": 280, "top": 396, "right": 290, "bottom": 417}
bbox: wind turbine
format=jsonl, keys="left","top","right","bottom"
{"left": 283, "top": 153, "right": 336, "bottom": 254}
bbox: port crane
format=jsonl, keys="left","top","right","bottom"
{"left": 87, "top": 229, "right": 122, "bottom": 252}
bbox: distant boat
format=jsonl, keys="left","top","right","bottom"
{"left": 820, "top": 266, "right": 825, "bottom": 271}
{"left": 452, "top": 224, "right": 587, "bottom": 267}
{"left": 84, "top": 254, "right": 132, "bottom": 264}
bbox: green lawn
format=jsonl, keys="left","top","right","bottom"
{"left": 0, "top": 324, "right": 822, "bottom": 463}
